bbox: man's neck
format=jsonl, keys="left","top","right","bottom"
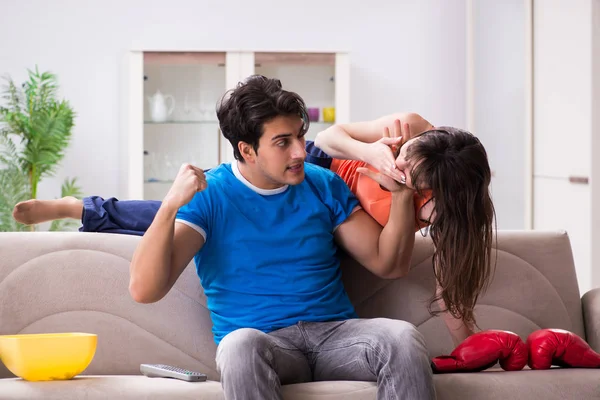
{"left": 233, "top": 161, "right": 288, "bottom": 194}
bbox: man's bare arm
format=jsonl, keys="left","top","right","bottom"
{"left": 129, "top": 207, "right": 204, "bottom": 303}
{"left": 129, "top": 164, "right": 207, "bottom": 303}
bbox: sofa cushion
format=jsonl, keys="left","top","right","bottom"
{"left": 0, "top": 376, "right": 225, "bottom": 400}
{"left": 2, "top": 369, "right": 600, "bottom": 400}
{"left": 341, "top": 230, "right": 586, "bottom": 357}
{"left": 0, "top": 376, "right": 377, "bottom": 400}
{"left": 434, "top": 368, "right": 600, "bottom": 400}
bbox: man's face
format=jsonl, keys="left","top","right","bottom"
{"left": 252, "top": 115, "right": 307, "bottom": 189}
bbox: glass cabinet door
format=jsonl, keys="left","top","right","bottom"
{"left": 122, "top": 50, "right": 348, "bottom": 200}
{"left": 254, "top": 52, "right": 337, "bottom": 141}
{"left": 142, "top": 52, "right": 226, "bottom": 200}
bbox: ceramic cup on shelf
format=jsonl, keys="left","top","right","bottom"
{"left": 307, "top": 107, "right": 319, "bottom": 122}
{"left": 147, "top": 90, "right": 175, "bottom": 122}
{"left": 322, "top": 107, "right": 335, "bottom": 123}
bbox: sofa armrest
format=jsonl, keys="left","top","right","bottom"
{"left": 582, "top": 287, "right": 600, "bottom": 351}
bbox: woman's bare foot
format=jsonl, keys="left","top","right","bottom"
{"left": 12, "top": 196, "right": 83, "bottom": 225}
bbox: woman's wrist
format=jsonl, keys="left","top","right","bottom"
{"left": 390, "top": 188, "right": 414, "bottom": 200}
{"left": 357, "top": 141, "right": 375, "bottom": 164}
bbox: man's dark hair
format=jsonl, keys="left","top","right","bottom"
{"left": 216, "top": 75, "right": 309, "bottom": 162}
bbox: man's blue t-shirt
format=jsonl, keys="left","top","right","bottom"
{"left": 175, "top": 162, "right": 360, "bottom": 344}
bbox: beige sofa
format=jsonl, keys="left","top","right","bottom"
{"left": 0, "top": 230, "right": 599, "bottom": 399}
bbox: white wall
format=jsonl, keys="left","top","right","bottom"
{"left": 472, "top": 0, "right": 527, "bottom": 230}
{"left": 532, "top": 0, "right": 599, "bottom": 293}
{"left": 0, "top": 0, "right": 467, "bottom": 200}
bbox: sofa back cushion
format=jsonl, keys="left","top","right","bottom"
{"left": 342, "top": 230, "right": 585, "bottom": 357}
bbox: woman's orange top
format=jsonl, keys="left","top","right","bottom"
{"left": 330, "top": 158, "right": 432, "bottom": 231}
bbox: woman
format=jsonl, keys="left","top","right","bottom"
{"left": 12, "top": 112, "right": 495, "bottom": 345}
{"left": 315, "top": 112, "right": 496, "bottom": 345}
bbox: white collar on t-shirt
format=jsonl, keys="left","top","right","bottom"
{"left": 231, "top": 161, "right": 289, "bottom": 196}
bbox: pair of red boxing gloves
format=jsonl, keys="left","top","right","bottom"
{"left": 431, "top": 328, "right": 600, "bottom": 373}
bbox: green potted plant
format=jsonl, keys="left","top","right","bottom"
{"left": 0, "top": 67, "right": 82, "bottom": 232}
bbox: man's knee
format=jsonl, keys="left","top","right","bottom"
{"left": 216, "top": 328, "right": 271, "bottom": 371}
{"left": 371, "top": 318, "right": 429, "bottom": 358}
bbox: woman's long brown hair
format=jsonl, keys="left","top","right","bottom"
{"left": 407, "top": 127, "right": 496, "bottom": 327}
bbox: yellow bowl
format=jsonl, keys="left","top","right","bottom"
{"left": 0, "top": 333, "right": 97, "bottom": 381}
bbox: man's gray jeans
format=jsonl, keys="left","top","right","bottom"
{"left": 215, "top": 318, "right": 435, "bottom": 400}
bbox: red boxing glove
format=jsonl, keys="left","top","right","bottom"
{"left": 527, "top": 329, "right": 600, "bottom": 369}
{"left": 431, "top": 330, "right": 528, "bottom": 373}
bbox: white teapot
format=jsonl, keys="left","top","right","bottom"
{"left": 147, "top": 90, "right": 175, "bottom": 122}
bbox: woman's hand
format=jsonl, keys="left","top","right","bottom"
{"left": 361, "top": 121, "right": 405, "bottom": 182}
{"left": 356, "top": 166, "right": 412, "bottom": 193}
{"left": 359, "top": 119, "right": 417, "bottom": 192}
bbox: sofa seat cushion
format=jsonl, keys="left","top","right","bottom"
{"left": 0, "top": 376, "right": 224, "bottom": 400}
{"left": 2, "top": 368, "right": 600, "bottom": 400}
{"left": 434, "top": 368, "right": 600, "bottom": 400}
{"left": 0, "top": 376, "right": 377, "bottom": 400}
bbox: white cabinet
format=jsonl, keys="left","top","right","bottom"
{"left": 533, "top": 177, "right": 591, "bottom": 293}
{"left": 532, "top": 2, "right": 592, "bottom": 180}
{"left": 531, "top": 0, "right": 600, "bottom": 293}
{"left": 120, "top": 50, "right": 350, "bottom": 201}
{"left": 467, "top": 0, "right": 600, "bottom": 293}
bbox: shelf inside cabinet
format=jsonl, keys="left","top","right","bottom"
{"left": 308, "top": 122, "right": 334, "bottom": 127}
{"left": 254, "top": 52, "right": 335, "bottom": 66}
{"left": 144, "top": 52, "right": 226, "bottom": 66}
{"left": 144, "top": 120, "right": 219, "bottom": 125}
{"left": 144, "top": 179, "right": 174, "bottom": 184}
